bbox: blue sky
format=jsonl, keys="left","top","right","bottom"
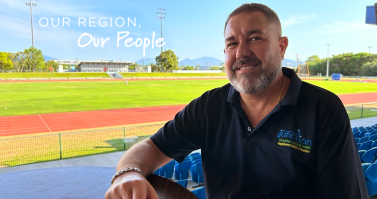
{"left": 0, "top": 0, "right": 376, "bottom": 63}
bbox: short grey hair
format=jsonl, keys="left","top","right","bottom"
{"left": 224, "top": 3, "right": 282, "bottom": 37}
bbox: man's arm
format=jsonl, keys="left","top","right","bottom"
{"left": 105, "top": 138, "right": 172, "bottom": 199}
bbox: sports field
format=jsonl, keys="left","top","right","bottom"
{"left": 0, "top": 79, "right": 377, "bottom": 117}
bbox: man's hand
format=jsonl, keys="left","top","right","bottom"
{"left": 105, "top": 172, "right": 159, "bottom": 199}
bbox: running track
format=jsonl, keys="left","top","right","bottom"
{"left": 1, "top": 92, "right": 376, "bottom": 137}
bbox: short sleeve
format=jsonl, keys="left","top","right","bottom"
{"left": 314, "top": 95, "right": 368, "bottom": 198}
{"left": 150, "top": 93, "right": 206, "bottom": 162}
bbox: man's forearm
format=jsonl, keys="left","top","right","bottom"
{"left": 116, "top": 138, "right": 172, "bottom": 177}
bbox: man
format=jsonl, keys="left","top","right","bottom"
{"left": 106, "top": 3, "right": 368, "bottom": 199}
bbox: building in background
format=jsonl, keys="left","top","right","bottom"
{"left": 77, "top": 61, "right": 130, "bottom": 72}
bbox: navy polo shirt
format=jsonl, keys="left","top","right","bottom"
{"left": 151, "top": 67, "right": 367, "bottom": 199}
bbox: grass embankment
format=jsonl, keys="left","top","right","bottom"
{"left": 0, "top": 72, "right": 110, "bottom": 78}
{"left": 119, "top": 72, "right": 226, "bottom": 78}
{"left": 1, "top": 79, "right": 377, "bottom": 117}
{"left": 0, "top": 72, "right": 226, "bottom": 79}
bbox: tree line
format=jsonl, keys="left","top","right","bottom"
{"left": 0, "top": 47, "right": 58, "bottom": 72}
{"left": 307, "top": 53, "right": 377, "bottom": 76}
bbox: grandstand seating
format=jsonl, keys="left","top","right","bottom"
{"left": 153, "top": 152, "right": 205, "bottom": 191}
{"left": 162, "top": 160, "right": 175, "bottom": 179}
{"left": 365, "top": 163, "right": 377, "bottom": 196}
{"left": 354, "top": 124, "right": 377, "bottom": 197}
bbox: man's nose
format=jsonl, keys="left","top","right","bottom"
{"left": 236, "top": 42, "right": 252, "bottom": 59}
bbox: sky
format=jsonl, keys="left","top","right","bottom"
{"left": 0, "top": 0, "right": 376, "bottom": 63}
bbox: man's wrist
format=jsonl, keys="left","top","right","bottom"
{"left": 111, "top": 167, "right": 144, "bottom": 184}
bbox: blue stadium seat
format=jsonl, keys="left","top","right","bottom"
{"left": 359, "top": 140, "right": 373, "bottom": 150}
{"left": 194, "top": 162, "right": 204, "bottom": 184}
{"left": 162, "top": 160, "right": 176, "bottom": 179}
{"left": 371, "top": 141, "right": 377, "bottom": 148}
{"left": 359, "top": 150, "right": 367, "bottom": 157}
{"left": 361, "top": 148, "right": 377, "bottom": 163}
{"left": 371, "top": 131, "right": 377, "bottom": 136}
{"left": 355, "top": 138, "right": 360, "bottom": 143}
{"left": 192, "top": 187, "right": 206, "bottom": 199}
{"left": 360, "top": 131, "right": 368, "bottom": 137}
{"left": 364, "top": 163, "right": 377, "bottom": 196}
{"left": 174, "top": 160, "right": 191, "bottom": 180}
{"left": 175, "top": 180, "right": 188, "bottom": 188}
{"left": 362, "top": 163, "right": 372, "bottom": 173}
{"left": 153, "top": 168, "right": 165, "bottom": 176}
{"left": 357, "top": 143, "right": 362, "bottom": 149}
{"left": 370, "top": 135, "right": 377, "bottom": 141}
{"left": 358, "top": 137, "right": 369, "bottom": 143}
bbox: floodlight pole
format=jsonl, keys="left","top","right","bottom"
{"left": 157, "top": 8, "right": 166, "bottom": 54}
{"left": 368, "top": 46, "right": 372, "bottom": 54}
{"left": 326, "top": 44, "right": 330, "bottom": 79}
{"left": 26, "top": 0, "right": 36, "bottom": 47}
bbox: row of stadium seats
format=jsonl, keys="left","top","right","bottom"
{"left": 353, "top": 125, "right": 377, "bottom": 138}
{"left": 354, "top": 124, "right": 377, "bottom": 196}
{"left": 153, "top": 152, "right": 206, "bottom": 199}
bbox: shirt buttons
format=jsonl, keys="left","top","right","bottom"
{"left": 248, "top": 127, "right": 252, "bottom": 131}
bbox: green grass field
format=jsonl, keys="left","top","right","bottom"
{"left": 1, "top": 79, "right": 377, "bottom": 117}
{"left": 0, "top": 72, "right": 226, "bottom": 79}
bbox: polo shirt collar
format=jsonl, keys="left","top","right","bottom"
{"left": 226, "top": 67, "right": 302, "bottom": 107}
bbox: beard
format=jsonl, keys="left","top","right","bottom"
{"left": 227, "top": 52, "right": 282, "bottom": 94}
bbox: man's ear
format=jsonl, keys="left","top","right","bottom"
{"left": 223, "top": 49, "right": 225, "bottom": 54}
{"left": 278, "top": 36, "right": 288, "bottom": 60}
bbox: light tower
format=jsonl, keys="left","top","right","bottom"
{"left": 25, "top": 0, "right": 37, "bottom": 47}
{"left": 157, "top": 8, "right": 166, "bottom": 54}
{"left": 368, "top": 46, "right": 372, "bottom": 54}
{"left": 326, "top": 44, "right": 330, "bottom": 80}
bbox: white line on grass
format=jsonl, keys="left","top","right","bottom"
{"left": 38, "top": 115, "right": 52, "bottom": 132}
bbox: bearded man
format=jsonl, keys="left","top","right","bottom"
{"left": 106, "top": 3, "right": 367, "bottom": 199}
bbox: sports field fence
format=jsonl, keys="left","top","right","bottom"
{"left": 345, "top": 102, "right": 377, "bottom": 120}
{"left": 0, "top": 122, "right": 165, "bottom": 168}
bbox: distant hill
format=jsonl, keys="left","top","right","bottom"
{"left": 135, "top": 57, "right": 299, "bottom": 68}
{"left": 179, "top": 57, "right": 224, "bottom": 67}
{"left": 135, "top": 58, "right": 156, "bottom": 65}
{"left": 44, "top": 55, "right": 57, "bottom": 61}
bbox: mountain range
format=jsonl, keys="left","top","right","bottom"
{"left": 136, "top": 57, "right": 299, "bottom": 68}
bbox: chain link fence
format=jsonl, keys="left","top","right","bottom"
{"left": 0, "top": 123, "right": 164, "bottom": 168}
{"left": 345, "top": 102, "right": 377, "bottom": 120}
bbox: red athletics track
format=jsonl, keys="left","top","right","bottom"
{"left": 0, "top": 105, "right": 185, "bottom": 137}
{"left": 0, "top": 92, "right": 376, "bottom": 137}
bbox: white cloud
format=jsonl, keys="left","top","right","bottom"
{"left": 282, "top": 14, "right": 316, "bottom": 28}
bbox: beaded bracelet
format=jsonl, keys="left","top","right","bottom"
{"left": 111, "top": 167, "right": 144, "bottom": 184}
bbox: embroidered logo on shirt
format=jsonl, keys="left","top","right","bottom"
{"left": 277, "top": 129, "right": 312, "bottom": 153}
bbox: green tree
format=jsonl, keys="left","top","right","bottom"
{"left": 155, "top": 50, "right": 179, "bottom": 71}
{"left": 9, "top": 52, "right": 27, "bottom": 72}
{"left": 150, "top": 63, "right": 159, "bottom": 72}
{"left": 181, "top": 65, "right": 194, "bottom": 70}
{"left": 128, "top": 63, "right": 138, "bottom": 70}
{"left": 24, "top": 46, "right": 45, "bottom": 72}
{"left": 45, "top": 60, "right": 59, "bottom": 72}
{"left": 0, "top": 52, "right": 14, "bottom": 72}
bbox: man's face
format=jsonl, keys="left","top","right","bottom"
{"left": 224, "top": 11, "right": 287, "bottom": 94}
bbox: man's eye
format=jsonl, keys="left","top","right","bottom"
{"left": 250, "top": 37, "right": 260, "bottom": 41}
{"left": 226, "top": 43, "right": 237, "bottom": 48}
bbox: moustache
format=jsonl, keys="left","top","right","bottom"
{"left": 232, "top": 57, "right": 262, "bottom": 71}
